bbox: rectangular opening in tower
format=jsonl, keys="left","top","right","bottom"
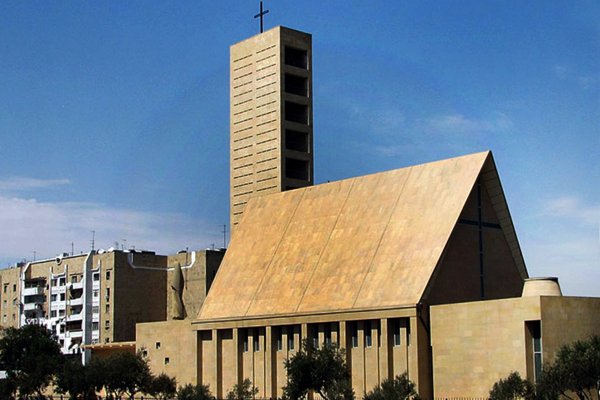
{"left": 285, "top": 129, "right": 309, "bottom": 152}
{"left": 284, "top": 46, "right": 308, "bottom": 69}
{"left": 285, "top": 101, "right": 308, "bottom": 124}
{"left": 285, "top": 73, "right": 308, "bottom": 97}
{"left": 285, "top": 157, "right": 309, "bottom": 181}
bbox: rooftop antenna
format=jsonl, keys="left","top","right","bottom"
{"left": 221, "top": 224, "right": 228, "bottom": 249}
{"left": 71, "top": 242, "right": 74, "bottom": 256}
{"left": 90, "top": 230, "right": 95, "bottom": 252}
{"left": 254, "top": 1, "right": 269, "bottom": 33}
{"left": 122, "top": 239, "right": 127, "bottom": 251}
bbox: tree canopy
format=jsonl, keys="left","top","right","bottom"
{"left": 283, "top": 339, "right": 354, "bottom": 400}
{"left": 364, "top": 373, "right": 420, "bottom": 400}
{"left": 0, "top": 324, "right": 63, "bottom": 398}
{"left": 489, "top": 372, "right": 534, "bottom": 400}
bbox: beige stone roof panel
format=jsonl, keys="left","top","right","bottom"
{"left": 199, "top": 151, "right": 506, "bottom": 320}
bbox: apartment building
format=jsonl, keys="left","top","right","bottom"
{"left": 1, "top": 248, "right": 224, "bottom": 363}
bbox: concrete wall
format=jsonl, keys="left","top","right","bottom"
{"left": 137, "top": 320, "right": 198, "bottom": 385}
{"left": 430, "top": 296, "right": 600, "bottom": 399}
{"left": 0, "top": 265, "right": 22, "bottom": 328}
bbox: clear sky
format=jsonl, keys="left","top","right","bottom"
{"left": 0, "top": 1, "right": 598, "bottom": 296}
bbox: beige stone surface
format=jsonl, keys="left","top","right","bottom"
{"left": 200, "top": 151, "right": 513, "bottom": 320}
{"left": 230, "top": 26, "right": 313, "bottom": 228}
{"left": 430, "top": 296, "right": 600, "bottom": 399}
{"left": 0, "top": 265, "right": 22, "bottom": 328}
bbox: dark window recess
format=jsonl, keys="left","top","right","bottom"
{"left": 286, "top": 129, "right": 309, "bottom": 152}
{"left": 285, "top": 102, "right": 308, "bottom": 124}
{"left": 285, "top": 74, "right": 308, "bottom": 96}
{"left": 285, "top": 46, "right": 308, "bottom": 69}
{"left": 286, "top": 158, "right": 309, "bottom": 181}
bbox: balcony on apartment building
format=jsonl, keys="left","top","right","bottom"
{"left": 22, "top": 278, "right": 46, "bottom": 296}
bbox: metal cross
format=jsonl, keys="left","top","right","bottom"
{"left": 254, "top": 1, "right": 269, "bottom": 33}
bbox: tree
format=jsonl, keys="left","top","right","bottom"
{"left": 149, "top": 373, "right": 177, "bottom": 400}
{"left": 55, "top": 357, "right": 106, "bottom": 400}
{"left": 0, "top": 324, "right": 64, "bottom": 399}
{"left": 364, "top": 373, "right": 420, "bottom": 400}
{"left": 226, "top": 378, "right": 259, "bottom": 400}
{"left": 103, "top": 350, "right": 153, "bottom": 399}
{"left": 177, "top": 383, "right": 216, "bottom": 400}
{"left": 283, "top": 339, "right": 354, "bottom": 400}
{"left": 536, "top": 335, "right": 600, "bottom": 400}
{"left": 489, "top": 372, "right": 535, "bottom": 400}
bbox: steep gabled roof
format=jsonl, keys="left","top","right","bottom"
{"left": 197, "top": 151, "right": 525, "bottom": 321}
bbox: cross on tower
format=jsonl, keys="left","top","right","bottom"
{"left": 254, "top": 1, "right": 269, "bottom": 33}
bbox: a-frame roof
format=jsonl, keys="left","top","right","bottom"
{"left": 197, "top": 151, "right": 526, "bottom": 321}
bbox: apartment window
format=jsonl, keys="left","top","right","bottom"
{"left": 105, "top": 288, "right": 110, "bottom": 300}
{"left": 285, "top": 46, "right": 308, "bottom": 69}
{"left": 3, "top": 284, "right": 7, "bottom": 293}
{"left": 93, "top": 290, "right": 99, "bottom": 298}
{"left": 59, "top": 325, "right": 65, "bottom": 334}
{"left": 51, "top": 294, "right": 57, "bottom": 302}
{"left": 142, "top": 349, "right": 148, "bottom": 357}
{"left": 156, "top": 342, "right": 161, "bottom": 350}
{"left": 59, "top": 309, "right": 65, "bottom": 317}
{"left": 105, "top": 304, "right": 110, "bottom": 313}
{"left": 71, "top": 275, "right": 77, "bottom": 283}
{"left": 51, "top": 310, "right": 57, "bottom": 318}
{"left": 92, "top": 273, "right": 99, "bottom": 281}
{"left": 92, "top": 306, "right": 99, "bottom": 314}
{"left": 104, "top": 320, "right": 110, "bottom": 329}
{"left": 365, "top": 321, "right": 372, "bottom": 347}
{"left": 106, "top": 270, "right": 111, "bottom": 280}
{"left": 58, "top": 278, "right": 65, "bottom": 286}
{"left": 91, "top": 322, "right": 99, "bottom": 330}
{"left": 12, "top": 284, "right": 16, "bottom": 292}
{"left": 59, "top": 293, "right": 65, "bottom": 301}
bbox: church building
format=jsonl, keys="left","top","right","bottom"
{"left": 134, "top": 26, "right": 600, "bottom": 399}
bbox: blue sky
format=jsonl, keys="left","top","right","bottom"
{"left": 0, "top": 1, "right": 598, "bottom": 296}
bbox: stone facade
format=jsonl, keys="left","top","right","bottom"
{"left": 230, "top": 26, "right": 314, "bottom": 229}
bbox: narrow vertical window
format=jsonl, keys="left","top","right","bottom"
{"left": 532, "top": 321, "right": 542, "bottom": 383}
{"left": 365, "top": 321, "right": 372, "bottom": 347}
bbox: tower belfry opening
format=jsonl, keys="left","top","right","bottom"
{"left": 230, "top": 26, "right": 314, "bottom": 229}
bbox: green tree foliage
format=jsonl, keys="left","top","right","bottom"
{"left": 226, "top": 378, "right": 259, "bottom": 400}
{"left": 489, "top": 371, "right": 535, "bottom": 400}
{"left": 364, "top": 373, "right": 420, "bottom": 400}
{"left": 103, "top": 350, "right": 153, "bottom": 399}
{"left": 0, "top": 324, "right": 64, "bottom": 399}
{"left": 55, "top": 357, "right": 106, "bottom": 400}
{"left": 149, "top": 372, "right": 178, "bottom": 400}
{"left": 177, "top": 383, "right": 216, "bottom": 400}
{"left": 283, "top": 339, "right": 354, "bottom": 400}
{"left": 536, "top": 335, "right": 600, "bottom": 400}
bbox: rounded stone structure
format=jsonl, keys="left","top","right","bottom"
{"left": 522, "top": 277, "right": 562, "bottom": 297}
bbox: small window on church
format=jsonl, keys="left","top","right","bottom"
{"left": 275, "top": 327, "right": 283, "bottom": 351}
{"left": 253, "top": 331, "right": 260, "bottom": 352}
{"left": 286, "top": 157, "right": 309, "bottom": 181}
{"left": 164, "top": 357, "right": 170, "bottom": 365}
{"left": 392, "top": 319, "right": 401, "bottom": 346}
{"left": 365, "top": 321, "right": 372, "bottom": 347}
{"left": 242, "top": 330, "right": 249, "bottom": 353}
{"left": 155, "top": 342, "right": 161, "bottom": 350}
{"left": 349, "top": 322, "right": 358, "bottom": 348}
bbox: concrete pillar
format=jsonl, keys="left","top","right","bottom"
{"left": 379, "top": 318, "right": 389, "bottom": 382}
